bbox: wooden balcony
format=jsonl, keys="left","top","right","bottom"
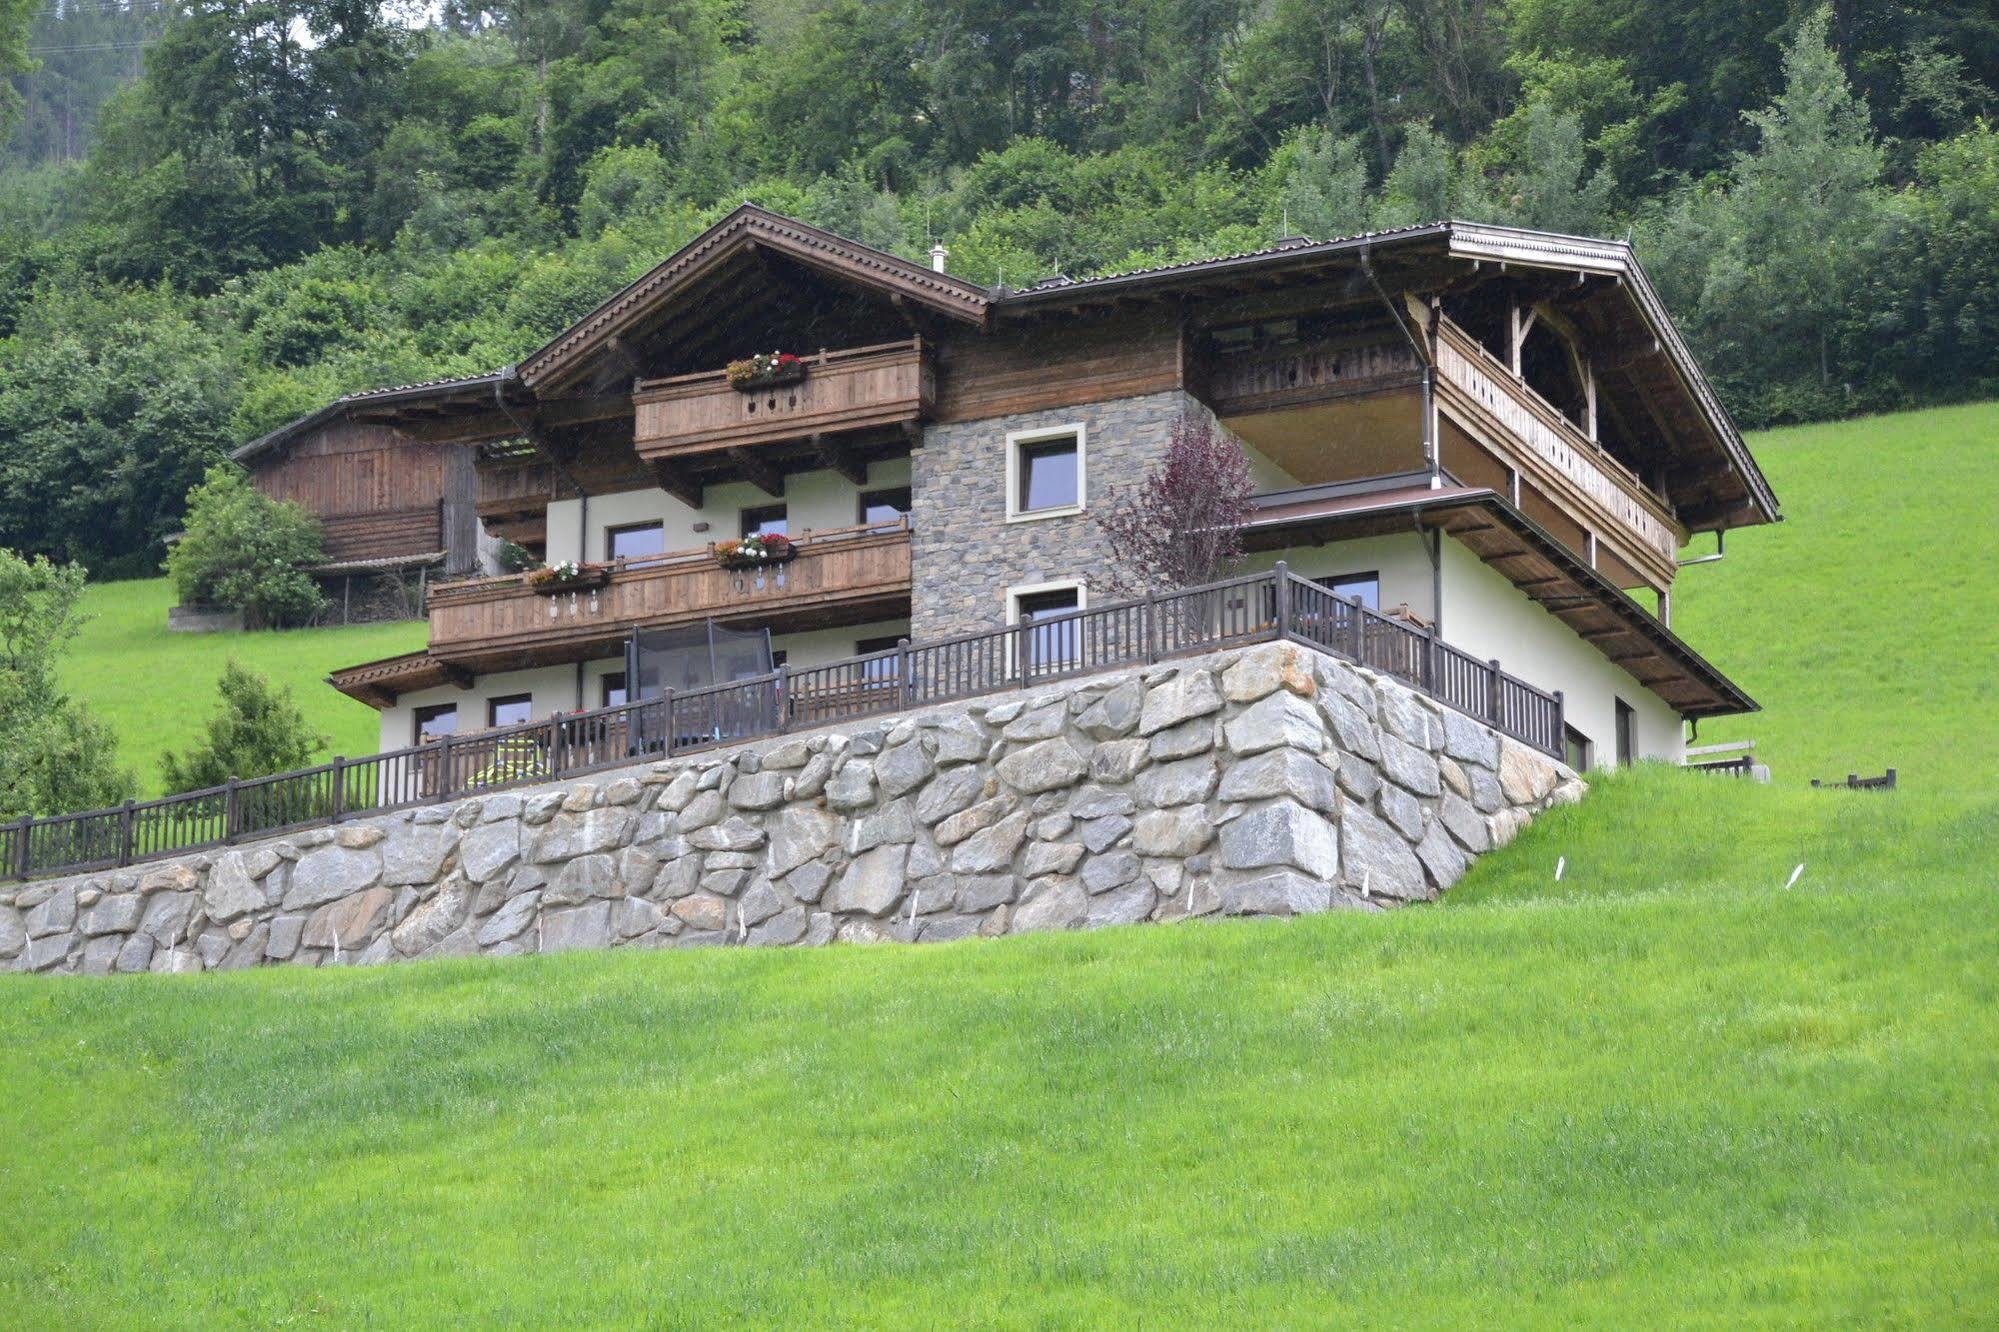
{"left": 1205, "top": 337, "right": 1424, "bottom": 417}
{"left": 1433, "top": 321, "right": 1683, "bottom": 572}
{"left": 425, "top": 519, "right": 912, "bottom": 667}
{"left": 632, "top": 339, "right": 934, "bottom": 463}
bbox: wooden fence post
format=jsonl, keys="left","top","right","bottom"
{"left": 1273, "top": 562, "right": 1291, "bottom": 641}
{"left": 1014, "top": 620, "right": 1030, "bottom": 689}
{"left": 14, "top": 813, "right": 33, "bottom": 880}
{"left": 118, "top": 799, "right": 135, "bottom": 867}
{"left": 1486, "top": 660, "right": 1503, "bottom": 725}
{"left": 223, "top": 777, "right": 240, "bottom": 844}
{"left": 1552, "top": 691, "right": 1565, "bottom": 755}
{"left": 1423, "top": 622, "right": 1438, "bottom": 692}
{"left": 1143, "top": 591, "right": 1159, "bottom": 664}
{"left": 660, "top": 688, "right": 675, "bottom": 756}
{"left": 330, "top": 757, "right": 347, "bottom": 822}
{"left": 1349, "top": 595, "right": 1366, "bottom": 664}
{"left": 436, "top": 734, "right": 454, "bottom": 802}
{"left": 896, "top": 638, "right": 912, "bottom": 710}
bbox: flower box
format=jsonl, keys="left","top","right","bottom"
{"left": 523, "top": 561, "right": 610, "bottom": 594}
{"left": 712, "top": 533, "right": 797, "bottom": 570}
{"left": 726, "top": 351, "right": 807, "bottom": 391}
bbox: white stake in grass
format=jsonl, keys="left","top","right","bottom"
{"left": 1555, "top": 856, "right": 1566, "bottom": 882}
{"left": 1784, "top": 863, "right": 1806, "bottom": 890}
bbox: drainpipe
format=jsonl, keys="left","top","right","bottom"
{"left": 493, "top": 366, "right": 590, "bottom": 559}
{"left": 1419, "top": 517, "right": 1443, "bottom": 637}
{"left": 1361, "top": 247, "right": 1440, "bottom": 490}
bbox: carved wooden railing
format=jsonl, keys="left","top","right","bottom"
{"left": 632, "top": 338, "right": 934, "bottom": 459}
{"left": 4, "top": 566, "right": 1563, "bottom": 882}
{"left": 1433, "top": 322, "right": 1681, "bottom": 563}
{"left": 1205, "top": 338, "right": 1423, "bottom": 416}
{"left": 426, "top": 518, "right": 913, "bottom": 655}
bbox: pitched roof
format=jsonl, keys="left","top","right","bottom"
{"left": 231, "top": 370, "right": 507, "bottom": 464}
{"left": 516, "top": 204, "right": 993, "bottom": 391}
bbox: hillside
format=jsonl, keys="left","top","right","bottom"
{"left": 56, "top": 579, "right": 424, "bottom": 795}
{"left": 3, "top": 402, "right": 1995, "bottom": 1323}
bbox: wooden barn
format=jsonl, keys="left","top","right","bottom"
{"left": 229, "top": 379, "right": 497, "bottom": 620}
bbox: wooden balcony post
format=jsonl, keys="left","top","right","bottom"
{"left": 436, "top": 734, "right": 454, "bottom": 801}
{"left": 1552, "top": 690, "right": 1566, "bottom": 755}
{"left": 223, "top": 776, "right": 240, "bottom": 844}
{"left": 1423, "top": 622, "right": 1438, "bottom": 692}
{"left": 1014, "top": 621, "right": 1030, "bottom": 689}
{"left": 1350, "top": 595, "right": 1366, "bottom": 664}
{"left": 1486, "top": 660, "right": 1503, "bottom": 725}
{"left": 776, "top": 666, "right": 792, "bottom": 733}
{"left": 118, "top": 799, "right": 135, "bottom": 867}
{"left": 660, "top": 688, "right": 675, "bottom": 755}
{"left": 1273, "top": 562, "right": 1291, "bottom": 641}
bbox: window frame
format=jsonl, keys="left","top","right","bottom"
{"left": 739, "top": 504, "right": 789, "bottom": 539}
{"left": 857, "top": 487, "right": 912, "bottom": 530}
{"left": 412, "top": 703, "right": 459, "bottom": 746}
{"left": 1614, "top": 698, "right": 1636, "bottom": 767}
{"left": 1314, "top": 570, "right": 1381, "bottom": 611}
{"left": 486, "top": 693, "right": 533, "bottom": 730}
{"left": 1564, "top": 724, "right": 1594, "bottom": 774}
{"left": 603, "top": 520, "right": 666, "bottom": 564}
{"left": 1004, "top": 423, "right": 1086, "bottom": 522}
{"left": 1006, "top": 579, "right": 1086, "bottom": 674}
{"left": 600, "top": 673, "right": 628, "bottom": 710}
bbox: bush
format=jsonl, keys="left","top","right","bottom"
{"left": 166, "top": 464, "right": 327, "bottom": 628}
{"left": 160, "top": 661, "right": 329, "bottom": 793}
{"left": 0, "top": 549, "right": 134, "bottom": 819}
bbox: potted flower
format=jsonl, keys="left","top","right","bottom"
{"left": 523, "top": 560, "right": 611, "bottom": 593}
{"left": 712, "top": 532, "right": 797, "bottom": 570}
{"left": 725, "top": 350, "right": 806, "bottom": 390}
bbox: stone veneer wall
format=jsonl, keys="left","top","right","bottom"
{"left": 1, "top": 643, "right": 1581, "bottom": 976}
{"left": 910, "top": 390, "right": 1217, "bottom": 640}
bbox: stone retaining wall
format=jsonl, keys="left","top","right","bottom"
{"left": 1, "top": 642, "right": 1581, "bottom": 976}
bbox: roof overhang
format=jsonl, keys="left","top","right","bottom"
{"left": 516, "top": 204, "right": 993, "bottom": 393}
{"left": 1243, "top": 481, "right": 1758, "bottom": 719}
{"left": 231, "top": 371, "right": 511, "bottom": 465}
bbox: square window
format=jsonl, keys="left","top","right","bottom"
{"left": 741, "top": 505, "right": 788, "bottom": 538}
{"left": 858, "top": 487, "right": 912, "bottom": 529}
{"left": 601, "top": 673, "right": 628, "bottom": 709}
{"left": 1007, "top": 426, "right": 1085, "bottom": 520}
{"left": 487, "top": 694, "right": 533, "bottom": 729}
{"left": 1315, "top": 571, "right": 1380, "bottom": 611}
{"left": 1564, "top": 725, "right": 1593, "bottom": 773}
{"left": 413, "top": 703, "right": 458, "bottom": 745}
{"left": 606, "top": 522, "right": 665, "bottom": 562}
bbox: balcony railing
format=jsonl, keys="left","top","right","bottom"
{"left": 6, "top": 566, "right": 1563, "bottom": 882}
{"left": 1434, "top": 322, "right": 1681, "bottom": 563}
{"left": 1206, "top": 338, "right": 1424, "bottom": 416}
{"left": 632, "top": 338, "right": 933, "bottom": 460}
{"left": 426, "top": 518, "right": 913, "bottom": 657}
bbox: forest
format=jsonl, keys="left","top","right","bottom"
{"left": 0, "top": 0, "right": 1994, "bottom": 577}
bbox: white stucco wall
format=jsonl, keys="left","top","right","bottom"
{"left": 373, "top": 615, "right": 912, "bottom": 753}
{"left": 542, "top": 458, "right": 911, "bottom": 566}
{"left": 1435, "top": 539, "right": 1683, "bottom": 765}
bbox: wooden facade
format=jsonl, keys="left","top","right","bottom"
{"left": 239, "top": 418, "right": 481, "bottom": 574}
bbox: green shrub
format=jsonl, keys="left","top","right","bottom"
{"left": 159, "top": 661, "right": 328, "bottom": 793}
{"left": 166, "top": 464, "right": 327, "bottom": 628}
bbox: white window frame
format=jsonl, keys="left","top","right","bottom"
{"left": 1005, "top": 579, "right": 1088, "bottom": 674}
{"left": 1004, "top": 423, "right": 1087, "bottom": 522}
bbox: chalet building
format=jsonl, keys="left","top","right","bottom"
{"left": 231, "top": 393, "right": 494, "bottom": 617}
{"left": 324, "top": 206, "right": 1777, "bottom": 770}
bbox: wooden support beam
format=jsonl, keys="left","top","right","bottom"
{"left": 651, "top": 461, "right": 703, "bottom": 509}
{"left": 812, "top": 434, "right": 867, "bottom": 485}
{"left": 728, "top": 447, "right": 787, "bottom": 498}
{"left": 439, "top": 662, "right": 476, "bottom": 690}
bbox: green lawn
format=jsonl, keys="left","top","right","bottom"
{"left": 56, "top": 578, "right": 424, "bottom": 795}
{"left": 4, "top": 403, "right": 1995, "bottom": 1324}
{"left": 1673, "top": 400, "right": 1999, "bottom": 790}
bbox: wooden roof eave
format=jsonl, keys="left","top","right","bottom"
{"left": 517, "top": 204, "right": 994, "bottom": 394}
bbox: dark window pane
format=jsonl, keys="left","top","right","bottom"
{"left": 741, "top": 505, "right": 788, "bottom": 538}
{"left": 601, "top": 674, "right": 628, "bottom": 708}
{"left": 413, "top": 704, "right": 458, "bottom": 744}
{"left": 606, "top": 522, "right": 666, "bottom": 561}
{"left": 487, "top": 694, "right": 533, "bottom": 729}
{"left": 858, "top": 487, "right": 912, "bottom": 528}
{"left": 1564, "top": 725, "right": 1593, "bottom": 773}
{"left": 1615, "top": 700, "right": 1636, "bottom": 766}
{"left": 1017, "top": 588, "right": 1080, "bottom": 671}
{"left": 1017, "top": 438, "right": 1078, "bottom": 512}
{"left": 855, "top": 634, "right": 903, "bottom": 680}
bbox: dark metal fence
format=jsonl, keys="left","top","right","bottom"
{"left": 3, "top": 566, "right": 1563, "bottom": 881}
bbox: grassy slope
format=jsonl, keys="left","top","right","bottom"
{"left": 3, "top": 405, "right": 1995, "bottom": 1325}
{"left": 56, "top": 579, "right": 424, "bottom": 794}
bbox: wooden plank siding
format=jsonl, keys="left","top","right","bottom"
{"left": 248, "top": 419, "right": 476, "bottom": 570}
{"left": 932, "top": 316, "right": 1184, "bottom": 422}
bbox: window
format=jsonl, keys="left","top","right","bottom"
{"left": 487, "top": 694, "right": 533, "bottom": 729}
{"left": 856, "top": 634, "right": 904, "bottom": 681}
{"left": 605, "top": 522, "right": 665, "bottom": 562}
{"left": 1315, "top": 571, "right": 1380, "bottom": 611}
{"left": 1006, "top": 425, "right": 1084, "bottom": 520}
{"left": 1011, "top": 584, "right": 1083, "bottom": 673}
{"left": 858, "top": 487, "right": 912, "bottom": 530}
{"left": 1564, "top": 725, "right": 1593, "bottom": 773}
{"left": 740, "top": 505, "right": 788, "bottom": 538}
{"left": 413, "top": 703, "right": 458, "bottom": 745}
{"left": 769, "top": 649, "right": 787, "bottom": 669}
{"left": 1615, "top": 699, "right": 1637, "bottom": 767}
{"left": 601, "top": 673, "right": 628, "bottom": 709}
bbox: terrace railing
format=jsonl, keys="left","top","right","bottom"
{"left": 4, "top": 567, "right": 1562, "bottom": 881}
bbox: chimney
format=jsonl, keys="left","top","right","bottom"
{"left": 929, "top": 243, "right": 949, "bottom": 274}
